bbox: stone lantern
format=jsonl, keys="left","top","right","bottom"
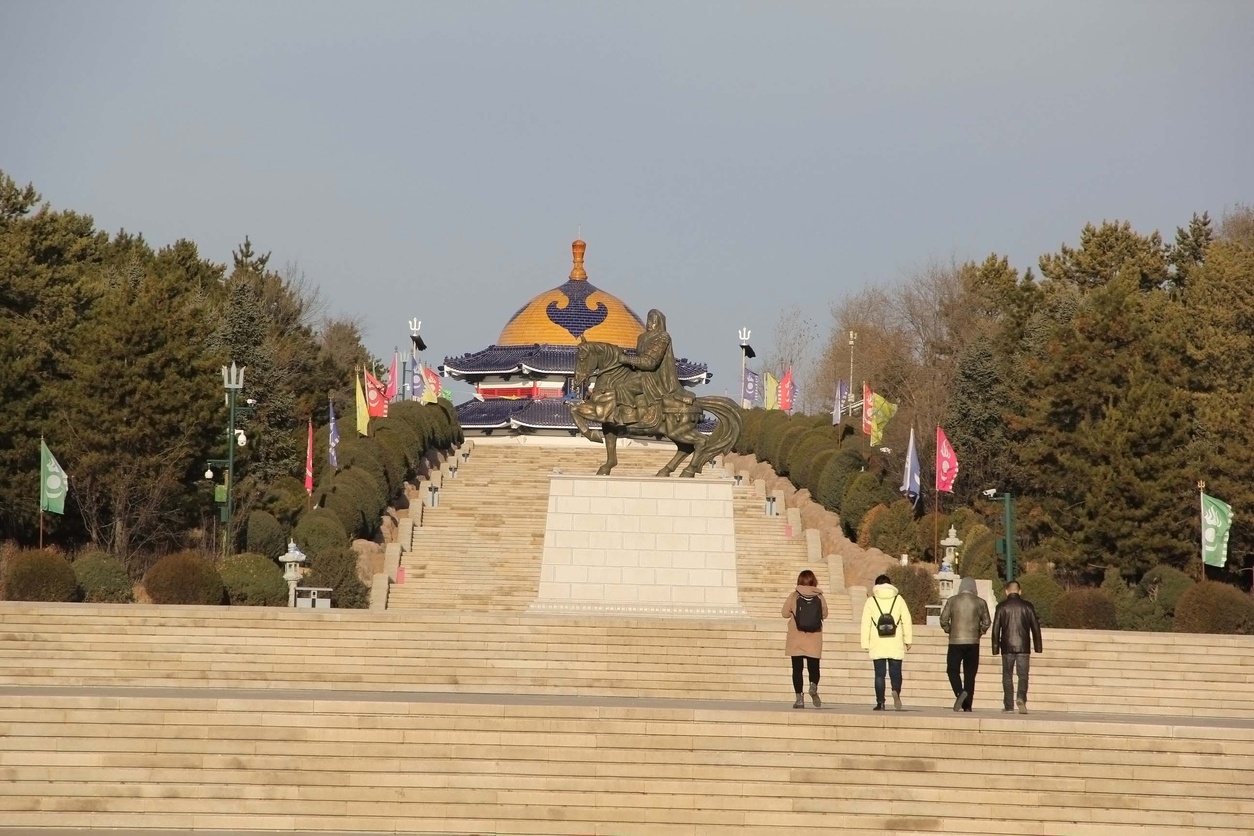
{"left": 282, "top": 540, "right": 307, "bottom": 608}
{"left": 936, "top": 526, "right": 963, "bottom": 604}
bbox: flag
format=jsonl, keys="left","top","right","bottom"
{"left": 862, "top": 383, "right": 874, "bottom": 436}
{"left": 779, "top": 367, "right": 794, "bottom": 412}
{"left": 936, "top": 426, "right": 959, "bottom": 493}
{"left": 364, "top": 370, "right": 389, "bottom": 417}
{"left": 765, "top": 373, "right": 779, "bottom": 410}
{"left": 355, "top": 370, "right": 369, "bottom": 436}
{"left": 328, "top": 399, "right": 340, "bottom": 469}
{"left": 741, "top": 368, "right": 760, "bottom": 408}
{"left": 1201, "top": 492, "right": 1233, "bottom": 568}
{"left": 384, "top": 353, "right": 398, "bottom": 401}
{"left": 40, "top": 439, "right": 67, "bottom": 515}
{"left": 440, "top": 388, "right": 453, "bottom": 402}
{"left": 411, "top": 360, "right": 423, "bottom": 401}
{"left": 868, "top": 393, "right": 898, "bottom": 447}
{"left": 900, "top": 427, "right": 921, "bottom": 506}
{"left": 832, "top": 380, "right": 849, "bottom": 425}
{"left": 304, "top": 419, "right": 314, "bottom": 495}
{"left": 421, "top": 365, "right": 442, "bottom": 404}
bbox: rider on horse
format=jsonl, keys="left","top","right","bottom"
{"left": 616, "top": 309, "right": 697, "bottom": 431}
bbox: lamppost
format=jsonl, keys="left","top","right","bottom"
{"left": 205, "top": 363, "right": 248, "bottom": 557}
{"left": 738, "top": 327, "right": 755, "bottom": 408}
{"left": 409, "top": 318, "right": 426, "bottom": 401}
{"left": 984, "top": 488, "right": 1018, "bottom": 583}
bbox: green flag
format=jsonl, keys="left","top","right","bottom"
{"left": 1201, "top": 492, "right": 1232, "bottom": 568}
{"left": 440, "top": 388, "right": 453, "bottom": 402}
{"left": 40, "top": 439, "right": 67, "bottom": 515}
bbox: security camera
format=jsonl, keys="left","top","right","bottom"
{"left": 235, "top": 430, "right": 248, "bottom": 447}
{"left": 204, "top": 468, "right": 214, "bottom": 480}
{"left": 246, "top": 398, "right": 257, "bottom": 406}
{"left": 982, "top": 488, "right": 998, "bottom": 498}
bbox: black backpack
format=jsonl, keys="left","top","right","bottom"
{"left": 873, "top": 595, "right": 900, "bottom": 637}
{"left": 794, "top": 593, "right": 823, "bottom": 633}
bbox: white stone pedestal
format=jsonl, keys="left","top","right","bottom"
{"left": 531, "top": 475, "right": 747, "bottom": 618}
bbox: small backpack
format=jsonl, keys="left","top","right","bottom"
{"left": 873, "top": 595, "right": 900, "bottom": 637}
{"left": 794, "top": 594, "right": 823, "bottom": 633}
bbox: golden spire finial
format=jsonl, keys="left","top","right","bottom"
{"left": 569, "top": 239, "right": 587, "bottom": 280}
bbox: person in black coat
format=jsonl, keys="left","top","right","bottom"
{"left": 991, "top": 581, "right": 1043, "bottom": 714}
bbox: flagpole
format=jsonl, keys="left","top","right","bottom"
{"left": 1198, "top": 480, "right": 1206, "bottom": 581}
{"left": 38, "top": 435, "right": 44, "bottom": 550}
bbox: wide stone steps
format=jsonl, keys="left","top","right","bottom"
{"left": 0, "top": 689, "right": 1250, "bottom": 835}
{"left": 1, "top": 605, "right": 1251, "bottom": 717}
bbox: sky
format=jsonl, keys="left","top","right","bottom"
{"left": 2, "top": 1, "right": 1252, "bottom": 400}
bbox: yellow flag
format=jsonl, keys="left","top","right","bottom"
{"left": 764, "top": 373, "right": 779, "bottom": 410}
{"left": 869, "top": 393, "right": 898, "bottom": 447}
{"left": 355, "top": 370, "right": 369, "bottom": 436}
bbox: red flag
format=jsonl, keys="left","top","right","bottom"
{"left": 779, "top": 367, "right": 794, "bottom": 412}
{"left": 384, "top": 353, "right": 398, "bottom": 401}
{"left": 936, "top": 426, "right": 959, "bottom": 493}
{"left": 861, "top": 383, "right": 874, "bottom": 436}
{"left": 304, "top": 418, "right": 314, "bottom": 495}
{"left": 364, "top": 370, "right": 389, "bottom": 417}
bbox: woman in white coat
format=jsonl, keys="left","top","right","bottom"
{"left": 860, "top": 573, "right": 913, "bottom": 710}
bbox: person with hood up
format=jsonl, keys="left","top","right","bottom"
{"left": 860, "top": 573, "right": 913, "bottom": 710}
{"left": 939, "top": 577, "right": 992, "bottom": 712}
{"left": 782, "top": 569, "right": 829, "bottom": 708}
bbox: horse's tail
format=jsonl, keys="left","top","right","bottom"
{"left": 693, "top": 396, "right": 744, "bottom": 470}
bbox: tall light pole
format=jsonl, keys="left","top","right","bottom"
{"left": 986, "top": 488, "right": 1018, "bottom": 583}
{"left": 409, "top": 318, "right": 426, "bottom": 400}
{"left": 738, "top": 327, "right": 755, "bottom": 408}
{"left": 207, "top": 363, "right": 247, "bottom": 558}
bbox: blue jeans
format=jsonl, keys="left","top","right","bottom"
{"left": 873, "top": 658, "right": 903, "bottom": 706}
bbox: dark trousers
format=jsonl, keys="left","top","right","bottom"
{"left": 872, "top": 658, "right": 903, "bottom": 706}
{"left": 791, "top": 656, "right": 820, "bottom": 693}
{"left": 1001, "top": 652, "right": 1030, "bottom": 708}
{"left": 946, "top": 644, "right": 980, "bottom": 710}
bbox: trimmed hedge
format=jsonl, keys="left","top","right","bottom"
{"left": 1138, "top": 565, "right": 1194, "bottom": 616}
{"left": 220, "top": 552, "right": 288, "bottom": 606}
{"left": 858, "top": 503, "right": 888, "bottom": 546}
{"left": 1051, "top": 588, "right": 1118, "bottom": 630}
{"left": 1015, "top": 572, "right": 1064, "bottom": 627}
{"left": 246, "top": 511, "right": 287, "bottom": 560}
{"left": 143, "top": 552, "right": 225, "bottom": 605}
{"left": 773, "top": 425, "right": 809, "bottom": 476}
{"left": 305, "top": 545, "right": 370, "bottom": 609}
{"left": 2, "top": 550, "right": 79, "bottom": 602}
{"left": 293, "top": 508, "right": 350, "bottom": 558}
{"left": 802, "top": 447, "right": 839, "bottom": 497}
{"left": 1173, "top": 581, "right": 1254, "bottom": 635}
{"left": 870, "top": 500, "right": 918, "bottom": 560}
{"left": 814, "top": 447, "right": 866, "bottom": 514}
{"left": 886, "top": 563, "right": 939, "bottom": 624}
{"left": 840, "top": 471, "right": 897, "bottom": 539}
{"left": 72, "top": 550, "right": 134, "bottom": 603}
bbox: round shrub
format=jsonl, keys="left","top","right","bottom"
{"left": 1138, "top": 565, "right": 1195, "bottom": 616}
{"left": 305, "top": 545, "right": 370, "bottom": 609}
{"left": 220, "top": 552, "right": 288, "bottom": 606}
{"left": 1052, "top": 588, "right": 1118, "bottom": 630}
{"left": 840, "top": 472, "right": 897, "bottom": 540}
{"left": 858, "top": 503, "right": 888, "bottom": 546}
{"left": 773, "top": 425, "right": 809, "bottom": 476}
{"left": 1015, "top": 572, "right": 1064, "bottom": 627}
{"left": 958, "top": 526, "right": 997, "bottom": 580}
{"left": 947, "top": 507, "right": 981, "bottom": 542}
{"left": 814, "top": 447, "right": 866, "bottom": 514}
{"left": 787, "top": 430, "right": 838, "bottom": 487}
{"left": 886, "top": 563, "right": 939, "bottom": 624}
{"left": 143, "top": 552, "right": 225, "bottom": 605}
{"left": 246, "top": 511, "right": 287, "bottom": 561}
{"left": 914, "top": 511, "right": 948, "bottom": 563}
{"left": 72, "top": 550, "right": 134, "bottom": 603}
{"left": 293, "top": 508, "right": 350, "bottom": 558}
{"left": 3, "top": 550, "right": 79, "bottom": 602}
{"left": 803, "top": 446, "right": 839, "bottom": 497}
{"left": 1173, "top": 581, "right": 1254, "bottom": 635}
{"left": 870, "top": 500, "right": 919, "bottom": 560}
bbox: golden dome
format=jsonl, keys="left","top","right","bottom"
{"left": 497, "top": 240, "right": 645, "bottom": 348}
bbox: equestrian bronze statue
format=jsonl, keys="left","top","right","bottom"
{"left": 570, "top": 309, "right": 742, "bottom": 477}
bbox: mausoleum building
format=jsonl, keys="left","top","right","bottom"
{"left": 443, "top": 240, "right": 711, "bottom": 434}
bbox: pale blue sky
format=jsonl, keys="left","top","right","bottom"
{"left": 2, "top": 1, "right": 1251, "bottom": 397}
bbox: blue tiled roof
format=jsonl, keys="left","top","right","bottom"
{"left": 454, "top": 399, "right": 528, "bottom": 429}
{"left": 443, "top": 344, "right": 710, "bottom": 383}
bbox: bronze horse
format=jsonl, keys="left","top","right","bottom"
{"left": 569, "top": 338, "right": 742, "bottom": 477}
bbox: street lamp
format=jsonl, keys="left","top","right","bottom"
{"left": 738, "top": 327, "right": 755, "bottom": 408}
{"left": 984, "top": 488, "right": 1018, "bottom": 583}
{"left": 207, "top": 362, "right": 247, "bottom": 557}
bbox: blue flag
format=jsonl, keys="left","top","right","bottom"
{"left": 833, "top": 380, "right": 849, "bottom": 424}
{"left": 742, "top": 368, "right": 760, "bottom": 407}
{"left": 328, "top": 399, "right": 341, "bottom": 469}
{"left": 900, "top": 427, "right": 921, "bottom": 506}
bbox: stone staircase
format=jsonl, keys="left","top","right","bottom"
{"left": 388, "top": 441, "right": 830, "bottom": 618}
